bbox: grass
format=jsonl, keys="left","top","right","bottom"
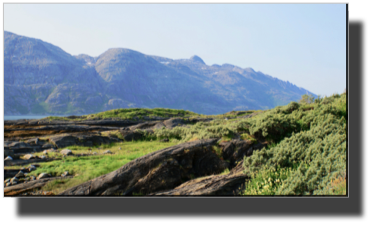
{"left": 6, "top": 93, "right": 346, "bottom": 196}
{"left": 5, "top": 140, "right": 177, "bottom": 194}
{"left": 219, "top": 168, "right": 230, "bottom": 175}
{"left": 45, "top": 108, "right": 200, "bottom": 121}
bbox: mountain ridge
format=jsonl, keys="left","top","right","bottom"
{"left": 4, "top": 31, "right": 315, "bottom": 115}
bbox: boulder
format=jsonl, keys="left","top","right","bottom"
{"left": 61, "top": 171, "right": 69, "bottom": 177}
{"left": 26, "top": 138, "right": 40, "bottom": 145}
{"left": 42, "top": 143, "right": 55, "bottom": 149}
{"left": 153, "top": 122, "right": 165, "bottom": 130}
{"left": 103, "top": 150, "right": 112, "bottom": 154}
{"left": 5, "top": 156, "right": 13, "bottom": 161}
{"left": 37, "top": 173, "right": 50, "bottom": 180}
{"left": 5, "top": 182, "right": 11, "bottom": 187}
{"left": 60, "top": 149, "right": 73, "bottom": 156}
{"left": 10, "top": 177, "right": 19, "bottom": 183}
{"left": 15, "top": 171, "right": 25, "bottom": 178}
{"left": 23, "top": 154, "right": 35, "bottom": 160}
{"left": 28, "top": 165, "right": 37, "bottom": 172}
{"left": 119, "top": 129, "right": 143, "bottom": 141}
{"left": 4, "top": 150, "right": 14, "bottom": 159}
{"left": 163, "top": 118, "right": 185, "bottom": 129}
{"left": 49, "top": 135, "right": 78, "bottom": 148}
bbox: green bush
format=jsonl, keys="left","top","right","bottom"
{"left": 242, "top": 94, "right": 347, "bottom": 195}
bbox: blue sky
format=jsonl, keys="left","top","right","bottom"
{"left": 4, "top": 3, "right": 346, "bottom": 96}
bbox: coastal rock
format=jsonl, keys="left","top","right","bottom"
{"left": 153, "top": 122, "right": 165, "bottom": 130}
{"left": 4, "top": 149, "right": 15, "bottom": 158}
{"left": 10, "top": 177, "right": 19, "bottom": 183}
{"left": 15, "top": 171, "right": 25, "bottom": 178}
{"left": 42, "top": 143, "right": 55, "bottom": 149}
{"left": 163, "top": 118, "right": 185, "bottom": 129}
{"left": 119, "top": 129, "right": 143, "bottom": 141}
{"left": 60, "top": 149, "right": 73, "bottom": 156}
{"left": 5, "top": 156, "right": 13, "bottom": 160}
{"left": 60, "top": 139, "right": 227, "bottom": 196}
{"left": 23, "top": 154, "right": 35, "bottom": 160}
{"left": 37, "top": 173, "right": 50, "bottom": 180}
{"left": 50, "top": 135, "right": 78, "bottom": 148}
{"left": 153, "top": 163, "right": 247, "bottom": 196}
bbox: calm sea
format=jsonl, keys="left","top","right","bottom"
{"left": 4, "top": 115, "right": 69, "bottom": 120}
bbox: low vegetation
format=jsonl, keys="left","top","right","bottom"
{"left": 6, "top": 93, "right": 346, "bottom": 196}
{"left": 9, "top": 141, "right": 176, "bottom": 194}
{"left": 45, "top": 108, "right": 200, "bottom": 121}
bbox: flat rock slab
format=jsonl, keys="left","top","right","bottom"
{"left": 152, "top": 162, "right": 248, "bottom": 196}
{"left": 4, "top": 176, "right": 73, "bottom": 196}
{"left": 4, "top": 157, "right": 62, "bottom": 166}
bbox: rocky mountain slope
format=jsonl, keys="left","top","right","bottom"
{"left": 4, "top": 31, "right": 315, "bottom": 115}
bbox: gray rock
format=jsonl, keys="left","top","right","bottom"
{"left": 15, "top": 171, "right": 25, "bottom": 178}
{"left": 59, "top": 139, "right": 228, "bottom": 196}
{"left": 37, "top": 173, "right": 50, "bottom": 180}
{"left": 60, "top": 149, "right": 73, "bottom": 156}
{"left": 4, "top": 178, "right": 11, "bottom": 183}
{"left": 30, "top": 176, "right": 36, "bottom": 181}
{"left": 11, "top": 181, "right": 17, "bottom": 185}
{"left": 103, "top": 150, "right": 111, "bottom": 154}
{"left": 39, "top": 155, "right": 46, "bottom": 159}
{"left": 163, "top": 118, "right": 185, "bottom": 129}
{"left": 5, "top": 156, "right": 13, "bottom": 161}
{"left": 42, "top": 143, "right": 55, "bottom": 149}
{"left": 61, "top": 171, "right": 69, "bottom": 177}
{"left": 10, "top": 177, "right": 18, "bottom": 183}
{"left": 50, "top": 135, "right": 78, "bottom": 148}
{"left": 5, "top": 182, "right": 11, "bottom": 187}
{"left": 23, "top": 154, "right": 35, "bottom": 160}
{"left": 28, "top": 165, "right": 36, "bottom": 172}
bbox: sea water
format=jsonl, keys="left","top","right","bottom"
{"left": 4, "top": 115, "right": 69, "bottom": 120}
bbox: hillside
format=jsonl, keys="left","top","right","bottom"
{"left": 4, "top": 31, "right": 315, "bottom": 116}
{"left": 4, "top": 93, "right": 346, "bottom": 196}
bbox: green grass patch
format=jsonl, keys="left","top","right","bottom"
{"left": 23, "top": 140, "right": 177, "bottom": 194}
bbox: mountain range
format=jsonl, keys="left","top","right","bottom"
{"left": 4, "top": 31, "right": 315, "bottom": 115}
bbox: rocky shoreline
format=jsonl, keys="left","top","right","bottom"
{"left": 4, "top": 116, "right": 265, "bottom": 196}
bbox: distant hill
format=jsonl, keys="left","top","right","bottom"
{"left": 4, "top": 31, "right": 315, "bottom": 115}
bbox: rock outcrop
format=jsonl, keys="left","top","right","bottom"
{"left": 59, "top": 138, "right": 263, "bottom": 196}
{"left": 59, "top": 139, "right": 230, "bottom": 196}
{"left": 152, "top": 162, "right": 247, "bottom": 196}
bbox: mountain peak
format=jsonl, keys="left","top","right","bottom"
{"left": 190, "top": 55, "right": 205, "bottom": 64}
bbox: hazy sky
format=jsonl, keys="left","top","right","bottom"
{"left": 4, "top": 3, "right": 346, "bottom": 96}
